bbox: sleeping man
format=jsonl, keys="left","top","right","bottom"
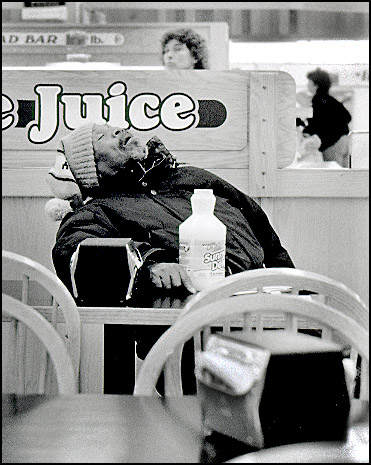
{"left": 46, "top": 123, "right": 295, "bottom": 393}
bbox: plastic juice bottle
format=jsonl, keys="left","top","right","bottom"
{"left": 179, "top": 189, "right": 227, "bottom": 291}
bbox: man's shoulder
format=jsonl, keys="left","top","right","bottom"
{"left": 170, "top": 165, "right": 239, "bottom": 194}
{"left": 174, "top": 165, "right": 221, "bottom": 183}
{"left": 172, "top": 165, "right": 252, "bottom": 203}
{"left": 176, "top": 165, "right": 206, "bottom": 175}
{"left": 58, "top": 203, "right": 95, "bottom": 227}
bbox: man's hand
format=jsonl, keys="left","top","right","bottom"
{"left": 148, "top": 263, "right": 196, "bottom": 294}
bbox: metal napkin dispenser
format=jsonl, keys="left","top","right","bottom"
{"left": 71, "top": 237, "right": 143, "bottom": 306}
{"left": 196, "top": 331, "right": 350, "bottom": 449}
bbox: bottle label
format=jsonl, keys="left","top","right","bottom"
{"left": 179, "top": 241, "right": 225, "bottom": 288}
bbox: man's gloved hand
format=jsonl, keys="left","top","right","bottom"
{"left": 147, "top": 262, "right": 196, "bottom": 294}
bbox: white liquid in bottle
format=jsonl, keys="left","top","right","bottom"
{"left": 179, "top": 189, "right": 227, "bottom": 291}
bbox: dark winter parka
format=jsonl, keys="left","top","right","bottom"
{"left": 52, "top": 162, "right": 294, "bottom": 304}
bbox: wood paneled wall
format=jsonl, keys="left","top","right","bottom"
{"left": 261, "top": 197, "right": 369, "bottom": 305}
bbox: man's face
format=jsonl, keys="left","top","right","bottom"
{"left": 92, "top": 124, "right": 147, "bottom": 176}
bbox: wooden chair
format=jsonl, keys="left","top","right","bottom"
{"left": 173, "top": 268, "right": 369, "bottom": 397}
{"left": 2, "top": 294, "right": 77, "bottom": 394}
{"left": 224, "top": 404, "right": 369, "bottom": 463}
{"left": 134, "top": 269, "right": 369, "bottom": 398}
{"left": 177, "top": 268, "right": 369, "bottom": 330}
{"left": 2, "top": 250, "right": 81, "bottom": 393}
{"left": 224, "top": 426, "right": 369, "bottom": 463}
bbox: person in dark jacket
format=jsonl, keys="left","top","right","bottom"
{"left": 45, "top": 123, "right": 295, "bottom": 393}
{"left": 303, "top": 68, "right": 352, "bottom": 167}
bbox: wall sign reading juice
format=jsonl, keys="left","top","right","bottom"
{"left": 2, "top": 80, "right": 228, "bottom": 145}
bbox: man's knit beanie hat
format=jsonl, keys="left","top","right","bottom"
{"left": 60, "top": 123, "right": 99, "bottom": 189}
{"left": 45, "top": 123, "right": 99, "bottom": 221}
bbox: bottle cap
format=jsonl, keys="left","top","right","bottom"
{"left": 194, "top": 189, "right": 213, "bottom": 195}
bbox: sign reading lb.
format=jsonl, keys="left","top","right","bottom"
{"left": 2, "top": 70, "right": 248, "bottom": 152}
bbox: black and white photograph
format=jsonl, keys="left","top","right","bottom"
{"left": 2, "top": 2, "right": 369, "bottom": 463}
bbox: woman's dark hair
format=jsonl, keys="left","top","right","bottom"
{"left": 161, "top": 28, "right": 209, "bottom": 69}
{"left": 307, "top": 68, "right": 332, "bottom": 94}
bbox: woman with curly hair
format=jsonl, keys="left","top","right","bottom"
{"left": 161, "top": 28, "right": 209, "bottom": 70}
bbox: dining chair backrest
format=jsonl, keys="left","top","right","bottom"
{"left": 178, "top": 268, "right": 369, "bottom": 330}
{"left": 2, "top": 250, "right": 81, "bottom": 393}
{"left": 2, "top": 294, "right": 77, "bottom": 394}
{"left": 176, "top": 268, "right": 369, "bottom": 398}
{"left": 134, "top": 269, "right": 369, "bottom": 398}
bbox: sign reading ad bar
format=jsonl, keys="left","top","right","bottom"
{"left": 2, "top": 32, "right": 125, "bottom": 46}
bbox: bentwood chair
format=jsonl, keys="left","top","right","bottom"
{"left": 134, "top": 268, "right": 369, "bottom": 398}
{"left": 2, "top": 250, "right": 81, "bottom": 393}
{"left": 2, "top": 294, "right": 77, "bottom": 394}
{"left": 224, "top": 423, "right": 369, "bottom": 463}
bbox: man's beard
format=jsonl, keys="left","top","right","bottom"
{"left": 97, "top": 136, "right": 178, "bottom": 192}
{"left": 118, "top": 136, "right": 147, "bottom": 162}
{"left": 99, "top": 159, "right": 145, "bottom": 192}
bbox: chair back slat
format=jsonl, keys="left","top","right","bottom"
{"left": 221, "top": 319, "right": 232, "bottom": 333}
{"left": 321, "top": 326, "right": 334, "bottom": 341}
{"left": 164, "top": 343, "right": 183, "bottom": 396}
{"left": 285, "top": 314, "right": 299, "bottom": 333}
{"left": 38, "top": 298, "right": 60, "bottom": 393}
{"left": 243, "top": 313, "right": 253, "bottom": 331}
{"left": 194, "top": 331, "right": 202, "bottom": 353}
{"left": 15, "top": 320, "right": 27, "bottom": 394}
{"left": 37, "top": 347, "right": 48, "bottom": 394}
{"left": 255, "top": 314, "right": 264, "bottom": 333}
{"left": 21, "top": 274, "right": 30, "bottom": 304}
{"left": 51, "top": 298, "right": 59, "bottom": 329}
{"left": 202, "top": 326, "right": 212, "bottom": 348}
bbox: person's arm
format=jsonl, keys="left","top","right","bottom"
{"left": 53, "top": 207, "right": 163, "bottom": 289}
{"left": 52, "top": 207, "right": 195, "bottom": 299}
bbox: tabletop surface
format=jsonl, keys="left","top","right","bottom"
{"left": 3, "top": 394, "right": 369, "bottom": 464}
{"left": 2, "top": 394, "right": 204, "bottom": 463}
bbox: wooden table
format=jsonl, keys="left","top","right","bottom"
{"left": 3, "top": 394, "right": 369, "bottom": 464}
{"left": 2, "top": 394, "right": 204, "bottom": 463}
